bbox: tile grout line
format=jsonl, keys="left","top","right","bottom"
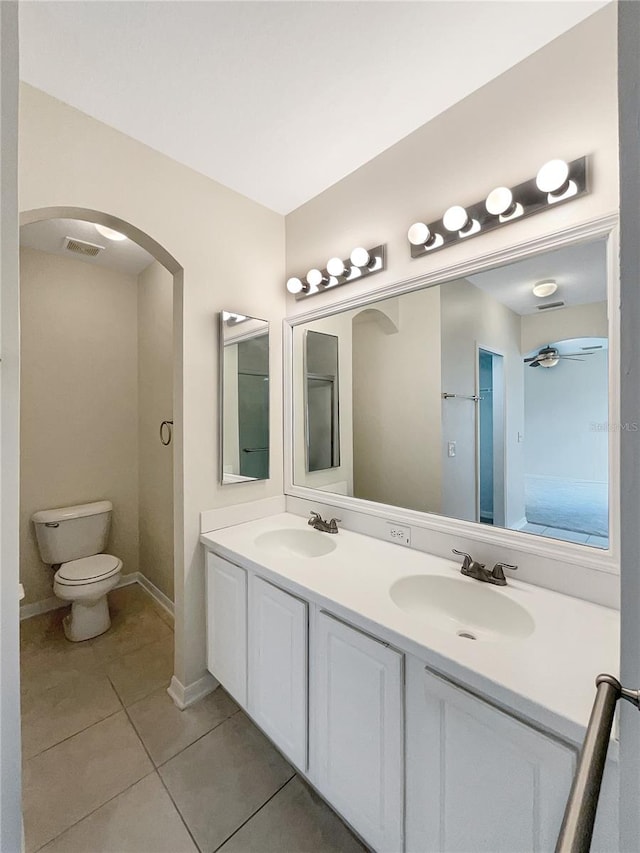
{"left": 211, "top": 774, "right": 296, "bottom": 853}
{"left": 121, "top": 684, "right": 204, "bottom": 853}
{"left": 31, "top": 769, "right": 159, "bottom": 853}
{"left": 23, "top": 705, "right": 124, "bottom": 762}
{"left": 155, "top": 707, "right": 243, "bottom": 770}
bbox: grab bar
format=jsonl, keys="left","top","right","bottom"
{"left": 556, "top": 674, "right": 640, "bottom": 853}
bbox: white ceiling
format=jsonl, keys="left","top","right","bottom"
{"left": 20, "top": 219, "right": 155, "bottom": 276}
{"left": 18, "top": 1, "right": 607, "bottom": 215}
{"left": 467, "top": 239, "right": 607, "bottom": 316}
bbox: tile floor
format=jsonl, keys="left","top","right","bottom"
{"left": 519, "top": 522, "right": 609, "bottom": 548}
{"left": 20, "top": 583, "right": 366, "bottom": 853}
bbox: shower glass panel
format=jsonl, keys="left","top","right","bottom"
{"left": 305, "top": 330, "right": 340, "bottom": 472}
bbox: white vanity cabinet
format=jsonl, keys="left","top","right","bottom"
{"left": 310, "top": 610, "right": 404, "bottom": 853}
{"left": 405, "top": 658, "right": 576, "bottom": 853}
{"left": 248, "top": 575, "right": 308, "bottom": 770}
{"left": 205, "top": 552, "right": 247, "bottom": 708}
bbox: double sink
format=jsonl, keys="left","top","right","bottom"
{"left": 253, "top": 527, "right": 535, "bottom": 642}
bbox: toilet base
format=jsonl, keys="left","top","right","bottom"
{"left": 63, "top": 595, "right": 111, "bottom": 642}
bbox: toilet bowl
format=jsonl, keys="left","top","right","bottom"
{"left": 53, "top": 554, "right": 123, "bottom": 642}
{"left": 32, "top": 500, "right": 123, "bottom": 643}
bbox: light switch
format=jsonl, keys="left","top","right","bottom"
{"left": 448, "top": 441, "right": 456, "bottom": 458}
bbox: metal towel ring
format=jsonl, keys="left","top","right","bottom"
{"left": 160, "top": 420, "right": 173, "bottom": 446}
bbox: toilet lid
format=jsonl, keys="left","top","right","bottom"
{"left": 55, "top": 554, "right": 121, "bottom": 585}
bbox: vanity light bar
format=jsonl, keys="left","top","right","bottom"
{"left": 286, "top": 244, "right": 386, "bottom": 300}
{"left": 408, "top": 156, "right": 588, "bottom": 260}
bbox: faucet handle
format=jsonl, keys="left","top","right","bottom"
{"left": 452, "top": 548, "right": 473, "bottom": 568}
{"left": 493, "top": 561, "right": 518, "bottom": 572}
{"left": 490, "top": 561, "right": 518, "bottom": 583}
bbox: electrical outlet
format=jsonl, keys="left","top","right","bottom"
{"left": 387, "top": 523, "right": 411, "bottom": 547}
{"left": 448, "top": 441, "right": 456, "bottom": 458}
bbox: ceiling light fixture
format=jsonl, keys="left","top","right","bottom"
{"left": 532, "top": 279, "right": 558, "bottom": 298}
{"left": 95, "top": 224, "right": 127, "bottom": 242}
{"left": 286, "top": 245, "right": 386, "bottom": 300}
{"left": 407, "top": 156, "right": 587, "bottom": 260}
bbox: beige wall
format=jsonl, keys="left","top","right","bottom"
{"left": 138, "top": 261, "right": 174, "bottom": 600}
{"left": 440, "top": 279, "right": 525, "bottom": 527}
{"left": 521, "top": 301, "right": 608, "bottom": 355}
{"left": 285, "top": 7, "right": 618, "bottom": 313}
{"left": 352, "top": 288, "right": 442, "bottom": 512}
{"left": 20, "top": 83, "right": 286, "bottom": 687}
{"left": 20, "top": 248, "right": 139, "bottom": 605}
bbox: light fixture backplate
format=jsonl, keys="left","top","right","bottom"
{"left": 410, "top": 156, "right": 587, "bottom": 259}
{"left": 292, "top": 244, "right": 386, "bottom": 300}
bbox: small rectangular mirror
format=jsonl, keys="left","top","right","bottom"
{"left": 220, "top": 311, "right": 269, "bottom": 484}
{"left": 305, "top": 330, "right": 340, "bottom": 472}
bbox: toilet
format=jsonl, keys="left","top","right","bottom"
{"left": 32, "top": 500, "right": 122, "bottom": 642}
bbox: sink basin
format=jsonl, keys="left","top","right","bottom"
{"left": 254, "top": 528, "right": 337, "bottom": 559}
{"left": 389, "top": 575, "right": 535, "bottom": 641}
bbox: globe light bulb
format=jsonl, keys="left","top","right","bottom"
{"left": 485, "top": 187, "right": 515, "bottom": 216}
{"left": 327, "top": 257, "right": 347, "bottom": 277}
{"left": 95, "top": 224, "right": 127, "bottom": 241}
{"left": 306, "top": 268, "right": 325, "bottom": 288}
{"left": 350, "top": 247, "right": 370, "bottom": 268}
{"left": 407, "top": 222, "right": 431, "bottom": 246}
{"left": 536, "top": 159, "right": 570, "bottom": 194}
{"left": 286, "top": 277, "right": 304, "bottom": 294}
{"left": 443, "top": 205, "right": 470, "bottom": 233}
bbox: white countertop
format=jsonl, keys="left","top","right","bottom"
{"left": 201, "top": 512, "right": 620, "bottom": 749}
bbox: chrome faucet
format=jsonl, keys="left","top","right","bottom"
{"left": 452, "top": 549, "right": 517, "bottom": 587}
{"left": 308, "top": 511, "right": 341, "bottom": 534}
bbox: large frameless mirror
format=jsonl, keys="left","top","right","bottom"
{"left": 220, "top": 311, "right": 269, "bottom": 484}
{"left": 292, "top": 237, "right": 612, "bottom": 548}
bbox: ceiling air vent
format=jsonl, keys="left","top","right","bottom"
{"left": 536, "top": 300, "right": 565, "bottom": 311}
{"left": 63, "top": 236, "right": 105, "bottom": 257}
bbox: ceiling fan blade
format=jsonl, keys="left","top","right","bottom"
{"left": 560, "top": 356, "right": 586, "bottom": 362}
{"left": 562, "top": 351, "right": 594, "bottom": 357}
{"left": 524, "top": 357, "right": 538, "bottom": 363}
{"left": 529, "top": 361, "right": 541, "bottom": 367}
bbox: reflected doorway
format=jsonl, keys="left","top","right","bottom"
{"left": 477, "top": 347, "right": 506, "bottom": 527}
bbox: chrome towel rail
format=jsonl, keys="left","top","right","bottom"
{"left": 442, "top": 392, "right": 482, "bottom": 402}
{"left": 556, "top": 674, "right": 640, "bottom": 853}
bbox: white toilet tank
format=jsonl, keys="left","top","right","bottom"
{"left": 32, "top": 500, "right": 113, "bottom": 564}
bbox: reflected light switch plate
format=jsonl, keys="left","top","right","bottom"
{"left": 448, "top": 441, "right": 456, "bottom": 457}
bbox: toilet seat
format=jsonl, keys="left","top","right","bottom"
{"left": 55, "top": 554, "right": 122, "bottom": 586}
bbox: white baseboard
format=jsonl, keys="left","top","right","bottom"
{"left": 167, "top": 673, "right": 218, "bottom": 710}
{"left": 134, "top": 572, "right": 174, "bottom": 620}
{"left": 20, "top": 571, "right": 174, "bottom": 622}
{"left": 19, "top": 595, "right": 66, "bottom": 621}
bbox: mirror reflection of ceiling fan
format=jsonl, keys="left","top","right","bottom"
{"left": 524, "top": 344, "right": 596, "bottom": 369}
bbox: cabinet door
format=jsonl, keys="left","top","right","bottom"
{"left": 406, "top": 660, "right": 576, "bottom": 853}
{"left": 311, "top": 610, "right": 404, "bottom": 853}
{"left": 206, "top": 552, "right": 247, "bottom": 708}
{"left": 248, "top": 575, "right": 308, "bottom": 770}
